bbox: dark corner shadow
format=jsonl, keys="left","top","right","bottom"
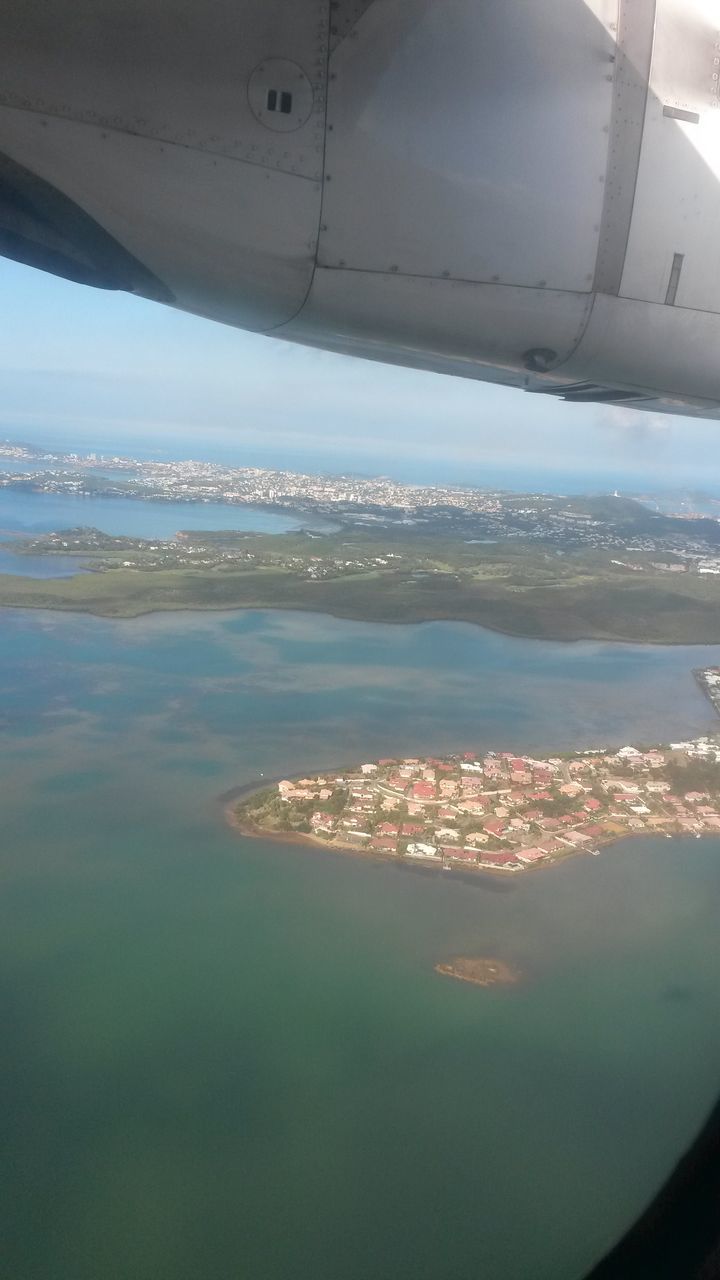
{"left": 584, "top": 1092, "right": 720, "bottom": 1279}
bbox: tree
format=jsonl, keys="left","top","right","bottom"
{"left": 666, "top": 758, "right": 720, "bottom": 794}
{"left": 323, "top": 787, "right": 349, "bottom": 815}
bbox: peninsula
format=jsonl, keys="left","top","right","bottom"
{"left": 3, "top": 439, "right": 720, "bottom": 642}
{"left": 3, "top": 521, "right": 720, "bottom": 642}
{"left": 230, "top": 703, "right": 720, "bottom": 875}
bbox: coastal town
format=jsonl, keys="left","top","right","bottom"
{"left": 4, "top": 438, "right": 720, "bottom": 557}
{"left": 233, "top": 674, "right": 720, "bottom": 873}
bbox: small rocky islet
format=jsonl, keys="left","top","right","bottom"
{"left": 434, "top": 957, "right": 520, "bottom": 988}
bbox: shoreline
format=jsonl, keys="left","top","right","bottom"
{"left": 223, "top": 760, "right": 720, "bottom": 878}
{"left": 224, "top": 800, "right": 410, "bottom": 865}
{"left": 217, "top": 761, "right": 364, "bottom": 808}
{"left": 3, "top": 591, "right": 720, "bottom": 648}
{"left": 226, "top": 800, "right": 536, "bottom": 881}
{"left": 225, "top": 791, "right": 594, "bottom": 877}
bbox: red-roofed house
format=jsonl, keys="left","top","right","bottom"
{"left": 387, "top": 774, "right": 407, "bottom": 791}
{"left": 370, "top": 836, "right": 397, "bottom": 852}
{"left": 561, "top": 827, "right": 592, "bottom": 844}
{"left": 443, "top": 846, "right": 478, "bottom": 862}
{"left": 483, "top": 818, "right": 506, "bottom": 836}
{"left": 516, "top": 847, "right": 546, "bottom": 863}
{"left": 537, "top": 837, "right": 563, "bottom": 853}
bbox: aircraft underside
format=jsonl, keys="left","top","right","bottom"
{"left": 1, "top": 1, "right": 720, "bottom": 415}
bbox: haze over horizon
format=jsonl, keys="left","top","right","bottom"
{"left": 3, "top": 259, "right": 720, "bottom": 494}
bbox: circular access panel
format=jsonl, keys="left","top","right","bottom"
{"left": 248, "top": 59, "right": 315, "bottom": 132}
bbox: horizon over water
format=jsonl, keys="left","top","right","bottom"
{"left": 8, "top": 425, "right": 720, "bottom": 499}
{"left": 2, "top": 604, "right": 720, "bottom": 1280}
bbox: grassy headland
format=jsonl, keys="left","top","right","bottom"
{"left": 2, "top": 524, "right": 720, "bottom": 642}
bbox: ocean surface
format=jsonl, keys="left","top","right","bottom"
{"left": 2, "top": 605, "right": 720, "bottom": 1280}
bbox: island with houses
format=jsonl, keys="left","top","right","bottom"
{"left": 230, "top": 671, "right": 720, "bottom": 874}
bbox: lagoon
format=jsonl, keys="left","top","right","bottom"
{"left": 2, "top": 608, "right": 720, "bottom": 1280}
{"left": 0, "top": 487, "right": 324, "bottom": 543}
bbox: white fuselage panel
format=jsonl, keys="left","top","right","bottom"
{"left": 1, "top": 0, "right": 720, "bottom": 416}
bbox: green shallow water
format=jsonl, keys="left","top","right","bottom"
{"left": 2, "top": 608, "right": 720, "bottom": 1280}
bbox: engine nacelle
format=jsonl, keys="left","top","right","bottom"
{"left": 1, "top": 0, "right": 720, "bottom": 417}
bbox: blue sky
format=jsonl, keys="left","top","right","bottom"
{"left": 2, "top": 257, "right": 719, "bottom": 491}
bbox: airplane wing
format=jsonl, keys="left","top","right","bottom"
{"left": 0, "top": 2, "right": 719, "bottom": 410}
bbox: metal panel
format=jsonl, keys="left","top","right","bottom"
{"left": 619, "top": 0, "right": 720, "bottom": 312}
{"left": 593, "top": 0, "right": 656, "bottom": 295}
{"left": 281, "top": 269, "right": 593, "bottom": 381}
{"left": 0, "top": 0, "right": 330, "bottom": 180}
{"left": 282, "top": 271, "right": 720, "bottom": 417}
{"left": 329, "top": 0, "right": 377, "bottom": 53}
{"left": 319, "top": 0, "right": 617, "bottom": 291}
{"left": 558, "top": 291, "right": 720, "bottom": 402}
{"left": 0, "top": 107, "right": 323, "bottom": 329}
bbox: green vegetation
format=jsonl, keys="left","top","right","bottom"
{"left": 234, "top": 788, "right": 302, "bottom": 834}
{"left": 234, "top": 786, "right": 349, "bottom": 837}
{"left": 2, "top": 526, "right": 720, "bottom": 642}
{"left": 666, "top": 757, "right": 720, "bottom": 792}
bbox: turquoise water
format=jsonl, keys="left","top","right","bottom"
{"left": 2, "top": 608, "right": 720, "bottom": 1280}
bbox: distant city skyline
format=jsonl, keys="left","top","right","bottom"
{"left": 3, "top": 257, "right": 720, "bottom": 492}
